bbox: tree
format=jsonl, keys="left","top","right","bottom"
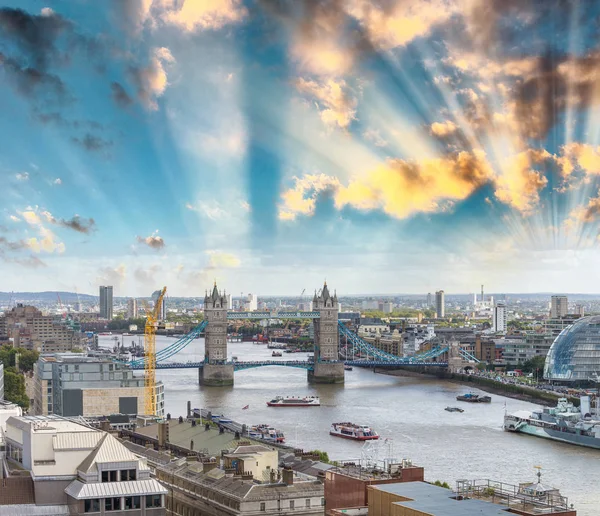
{"left": 522, "top": 355, "right": 546, "bottom": 376}
{"left": 17, "top": 349, "right": 39, "bottom": 372}
{"left": 4, "top": 369, "right": 29, "bottom": 409}
{"left": 310, "top": 450, "right": 330, "bottom": 463}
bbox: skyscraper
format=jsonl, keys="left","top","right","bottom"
{"left": 127, "top": 298, "right": 138, "bottom": 319}
{"left": 550, "top": 295, "right": 568, "bottom": 319}
{"left": 99, "top": 286, "right": 113, "bottom": 320}
{"left": 426, "top": 292, "right": 432, "bottom": 307}
{"left": 492, "top": 302, "right": 507, "bottom": 333}
{"left": 435, "top": 290, "right": 445, "bottom": 318}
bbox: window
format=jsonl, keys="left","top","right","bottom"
{"left": 102, "top": 470, "right": 118, "bottom": 482}
{"left": 121, "top": 469, "right": 136, "bottom": 481}
{"left": 146, "top": 494, "right": 162, "bottom": 508}
{"left": 104, "top": 497, "right": 121, "bottom": 511}
{"left": 321, "top": 498, "right": 325, "bottom": 507}
{"left": 84, "top": 499, "right": 100, "bottom": 512}
{"left": 260, "top": 502, "right": 266, "bottom": 511}
{"left": 305, "top": 499, "right": 311, "bottom": 508}
{"left": 124, "top": 496, "right": 141, "bottom": 510}
{"left": 289, "top": 501, "right": 295, "bottom": 510}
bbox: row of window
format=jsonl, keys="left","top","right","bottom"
{"left": 84, "top": 495, "right": 162, "bottom": 513}
{"left": 259, "top": 498, "right": 324, "bottom": 511}
{"left": 101, "top": 469, "right": 137, "bottom": 482}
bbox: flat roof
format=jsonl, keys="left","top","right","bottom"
{"left": 370, "top": 482, "right": 510, "bottom": 516}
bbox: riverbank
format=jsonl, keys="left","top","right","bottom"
{"left": 381, "top": 367, "right": 576, "bottom": 407}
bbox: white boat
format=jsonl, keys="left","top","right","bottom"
{"left": 330, "top": 422, "right": 379, "bottom": 441}
{"left": 267, "top": 396, "right": 320, "bottom": 407}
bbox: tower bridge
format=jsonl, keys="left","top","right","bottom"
{"left": 128, "top": 282, "right": 477, "bottom": 385}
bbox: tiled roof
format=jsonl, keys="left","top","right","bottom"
{"left": 53, "top": 432, "right": 103, "bottom": 451}
{"left": 65, "top": 479, "right": 167, "bottom": 499}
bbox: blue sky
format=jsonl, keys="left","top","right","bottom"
{"left": 2, "top": 0, "right": 600, "bottom": 296}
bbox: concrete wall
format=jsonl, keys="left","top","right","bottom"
{"left": 308, "top": 362, "right": 344, "bottom": 384}
{"left": 199, "top": 364, "right": 234, "bottom": 387}
{"left": 83, "top": 387, "right": 144, "bottom": 416}
{"left": 34, "top": 479, "right": 72, "bottom": 505}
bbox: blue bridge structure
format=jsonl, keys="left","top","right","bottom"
{"left": 129, "top": 282, "right": 478, "bottom": 384}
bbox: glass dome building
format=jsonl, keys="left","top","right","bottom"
{"left": 544, "top": 316, "right": 600, "bottom": 382}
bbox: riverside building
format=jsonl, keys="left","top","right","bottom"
{"left": 33, "top": 355, "right": 164, "bottom": 418}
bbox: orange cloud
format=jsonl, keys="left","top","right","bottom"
{"left": 430, "top": 120, "right": 458, "bottom": 137}
{"left": 568, "top": 191, "right": 600, "bottom": 224}
{"left": 295, "top": 78, "right": 357, "bottom": 129}
{"left": 559, "top": 143, "right": 600, "bottom": 177}
{"left": 278, "top": 174, "right": 341, "bottom": 221}
{"left": 161, "top": 0, "right": 247, "bottom": 31}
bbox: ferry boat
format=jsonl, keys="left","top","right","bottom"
{"left": 330, "top": 422, "right": 379, "bottom": 441}
{"left": 272, "top": 351, "right": 283, "bottom": 357}
{"left": 504, "top": 397, "right": 600, "bottom": 450}
{"left": 457, "top": 393, "right": 491, "bottom": 403}
{"left": 267, "top": 396, "right": 320, "bottom": 407}
{"left": 249, "top": 424, "right": 285, "bottom": 442}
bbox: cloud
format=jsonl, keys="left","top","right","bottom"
{"left": 129, "top": 47, "right": 175, "bottom": 110}
{"left": 185, "top": 200, "right": 228, "bottom": 220}
{"left": 136, "top": 231, "right": 165, "bottom": 250}
{"left": 205, "top": 250, "right": 241, "bottom": 268}
{"left": 363, "top": 128, "right": 388, "bottom": 147}
{"left": 9, "top": 215, "right": 20, "bottom": 222}
{"left": 15, "top": 172, "right": 29, "bottom": 181}
{"left": 40, "top": 212, "right": 96, "bottom": 234}
{"left": 559, "top": 143, "right": 600, "bottom": 178}
{"left": 161, "top": 0, "right": 247, "bottom": 31}
{"left": 295, "top": 78, "right": 357, "bottom": 129}
{"left": 71, "top": 133, "right": 113, "bottom": 152}
{"left": 11, "top": 255, "right": 47, "bottom": 268}
{"left": 493, "top": 149, "right": 550, "bottom": 214}
{"left": 569, "top": 191, "right": 600, "bottom": 224}
{"left": 239, "top": 200, "right": 251, "bottom": 212}
{"left": 134, "top": 264, "right": 161, "bottom": 286}
{"left": 0, "top": 237, "right": 29, "bottom": 252}
{"left": 97, "top": 264, "right": 126, "bottom": 288}
{"left": 430, "top": 120, "right": 458, "bottom": 137}
{"left": 111, "top": 82, "right": 133, "bottom": 107}
{"left": 53, "top": 178, "right": 62, "bottom": 185}
{"left": 278, "top": 174, "right": 340, "bottom": 220}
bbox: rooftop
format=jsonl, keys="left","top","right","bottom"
{"left": 7, "top": 415, "right": 97, "bottom": 434}
{"left": 65, "top": 478, "right": 167, "bottom": 500}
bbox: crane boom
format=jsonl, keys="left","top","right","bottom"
{"left": 145, "top": 286, "right": 166, "bottom": 416}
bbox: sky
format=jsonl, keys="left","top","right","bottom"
{"left": 3, "top": 0, "right": 600, "bottom": 297}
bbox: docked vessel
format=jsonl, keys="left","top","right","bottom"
{"left": 457, "top": 393, "right": 491, "bottom": 403}
{"left": 504, "top": 396, "right": 600, "bottom": 450}
{"left": 248, "top": 424, "right": 285, "bottom": 442}
{"left": 272, "top": 351, "right": 283, "bottom": 357}
{"left": 445, "top": 406, "right": 464, "bottom": 413}
{"left": 344, "top": 365, "right": 353, "bottom": 371}
{"left": 267, "top": 396, "right": 320, "bottom": 407}
{"left": 330, "top": 422, "right": 379, "bottom": 441}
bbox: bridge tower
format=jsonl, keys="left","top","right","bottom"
{"left": 309, "top": 282, "right": 345, "bottom": 384}
{"left": 200, "top": 282, "right": 234, "bottom": 386}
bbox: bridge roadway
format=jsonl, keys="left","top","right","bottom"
{"left": 130, "top": 359, "right": 449, "bottom": 371}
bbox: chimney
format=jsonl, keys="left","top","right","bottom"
{"left": 203, "top": 461, "right": 218, "bottom": 474}
{"left": 282, "top": 468, "right": 294, "bottom": 486}
{"left": 187, "top": 401, "right": 191, "bottom": 418}
{"left": 158, "top": 421, "right": 169, "bottom": 447}
{"left": 100, "top": 421, "right": 110, "bottom": 432}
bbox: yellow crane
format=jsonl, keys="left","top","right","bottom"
{"left": 145, "top": 286, "right": 167, "bottom": 416}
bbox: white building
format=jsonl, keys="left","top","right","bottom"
{"left": 246, "top": 293, "right": 258, "bottom": 311}
{"left": 550, "top": 295, "right": 568, "bottom": 318}
{"left": 127, "top": 298, "right": 138, "bottom": 319}
{"left": 435, "top": 290, "right": 445, "bottom": 318}
{"left": 492, "top": 302, "right": 507, "bottom": 333}
{"left": 226, "top": 294, "right": 233, "bottom": 310}
{"left": 4, "top": 415, "right": 167, "bottom": 511}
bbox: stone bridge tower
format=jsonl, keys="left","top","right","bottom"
{"left": 309, "top": 282, "right": 344, "bottom": 383}
{"left": 200, "top": 282, "right": 234, "bottom": 386}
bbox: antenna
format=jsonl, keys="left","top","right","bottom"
{"left": 534, "top": 465, "right": 542, "bottom": 483}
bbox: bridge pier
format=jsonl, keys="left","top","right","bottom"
{"left": 199, "top": 364, "right": 234, "bottom": 386}
{"left": 307, "top": 362, "right": 345, "bottom": 384}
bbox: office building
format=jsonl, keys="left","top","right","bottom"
{"left": 0, "top": 304, "right": 82, "bottom": 353}
{"left": 99, "top": 285, "right": 114, "bottom": 320}
{"left": 435, "top": 290, "right": 445, "bottom": 318}
{"left": 127, "top": 298, "right": 138, "bottom": 319}
{"left": 550, "top": 295, "right": 568, "bottom": 319}
{"left": 4, "top": 415, "right": 167, "bottom": 512}
{"left": 575, "top": 304, "right": 585, "bottom": 317}
{"left": 426, "top": 292, "right": 432, "bottom": 307}
{"left": 378, "top": 301, "right": 393, "bottom": 314}
{"left": 152, "top": 290, "right": 167, "bottom": 321}
{"left": 492, "top": 302, "right": 507, "bottom": 333}
{"left": 246, "top": 293, "right": 258, "bottom": 311}
{"left": 33, "top": 355, "right": 164, "bottom": 418}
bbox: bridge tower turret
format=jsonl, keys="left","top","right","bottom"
{"left": 200, "top": 282, "right": 234, "bottom": 386}
{"left": 309, "top": 282, "right": 344, "bottom": 383}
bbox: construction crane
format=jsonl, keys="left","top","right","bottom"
{"left": 145, "top": 286, "right": 166, "bottom": 416}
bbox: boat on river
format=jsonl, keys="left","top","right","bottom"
{"left": 267, "top": 396, "right": 320, "bottom": 407}
{"left": 445, "top": 406, "right": 464, "bottom": 413}
{"left": 272, "top": 351, "right": 283, "bottom": 357}
{"left": 457, "top": 393, "right": 491, "bottom": 403}
{"left": 330, "top": 422, "right": 379, "bottom": 441}
{"left": 248, "top": 424, "right": 285, "bottom": 442}
{"left": 504, "top": 396, "right": 600, "bottom": 450}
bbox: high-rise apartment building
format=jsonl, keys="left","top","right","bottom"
{"left": 246, "top": 293, "right": 258, "bottom": 311}
{"left": 426, "top": 292, "right": 432, "bottom": 307}
{"left": 435, "top": 290, "right": 445, "bottom": 318}
{"left": 127, "top": 297, "right": 138, "bottom": 319}
{"left": 550, "top": 295, "right": 568, "bottom": 319}
{"left": 99, "top": 285, "right": 113, "bottom": 320}
{"left": 492, "top": 302, "right": 507, "bottom": 333}
{"left": 0, "top": 305, "right": 82, "bottom": 353}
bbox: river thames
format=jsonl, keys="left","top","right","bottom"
{"left": 105, "top": 335, "right": 599, "bottom": 515}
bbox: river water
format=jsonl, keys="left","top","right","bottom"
{"left": 104, "top": 335, "right": 599, "bottom": 515}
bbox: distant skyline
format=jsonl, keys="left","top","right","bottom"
{"left": 2, "top": 2, "right": 600, "bottom": 295}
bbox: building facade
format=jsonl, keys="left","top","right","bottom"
{"left": 492, "top": 302, "right": 507, "bottom": 333}
{"left": 550, "top": 295, "right": 568, "bottom": 319}
{"left": 33, "top": 355, "right": 164, "bottom": 418}
{"left": 435, "top": 290, "right": 445, "bottom": 318}
{"left": 4, "top": 415, "right": 167, "bottom": 513}
{"left": 127, "top": 298, "right": 139, "bottom": 319}
{"left": 99, "top": 285, "right": 114, "bottom": 320}
{"left": 0, "top": 304, "right": 82, "bottom": 353}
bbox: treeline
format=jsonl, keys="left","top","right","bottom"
{"left": 0, "top": 345, "right": 40, "bottom": 410}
